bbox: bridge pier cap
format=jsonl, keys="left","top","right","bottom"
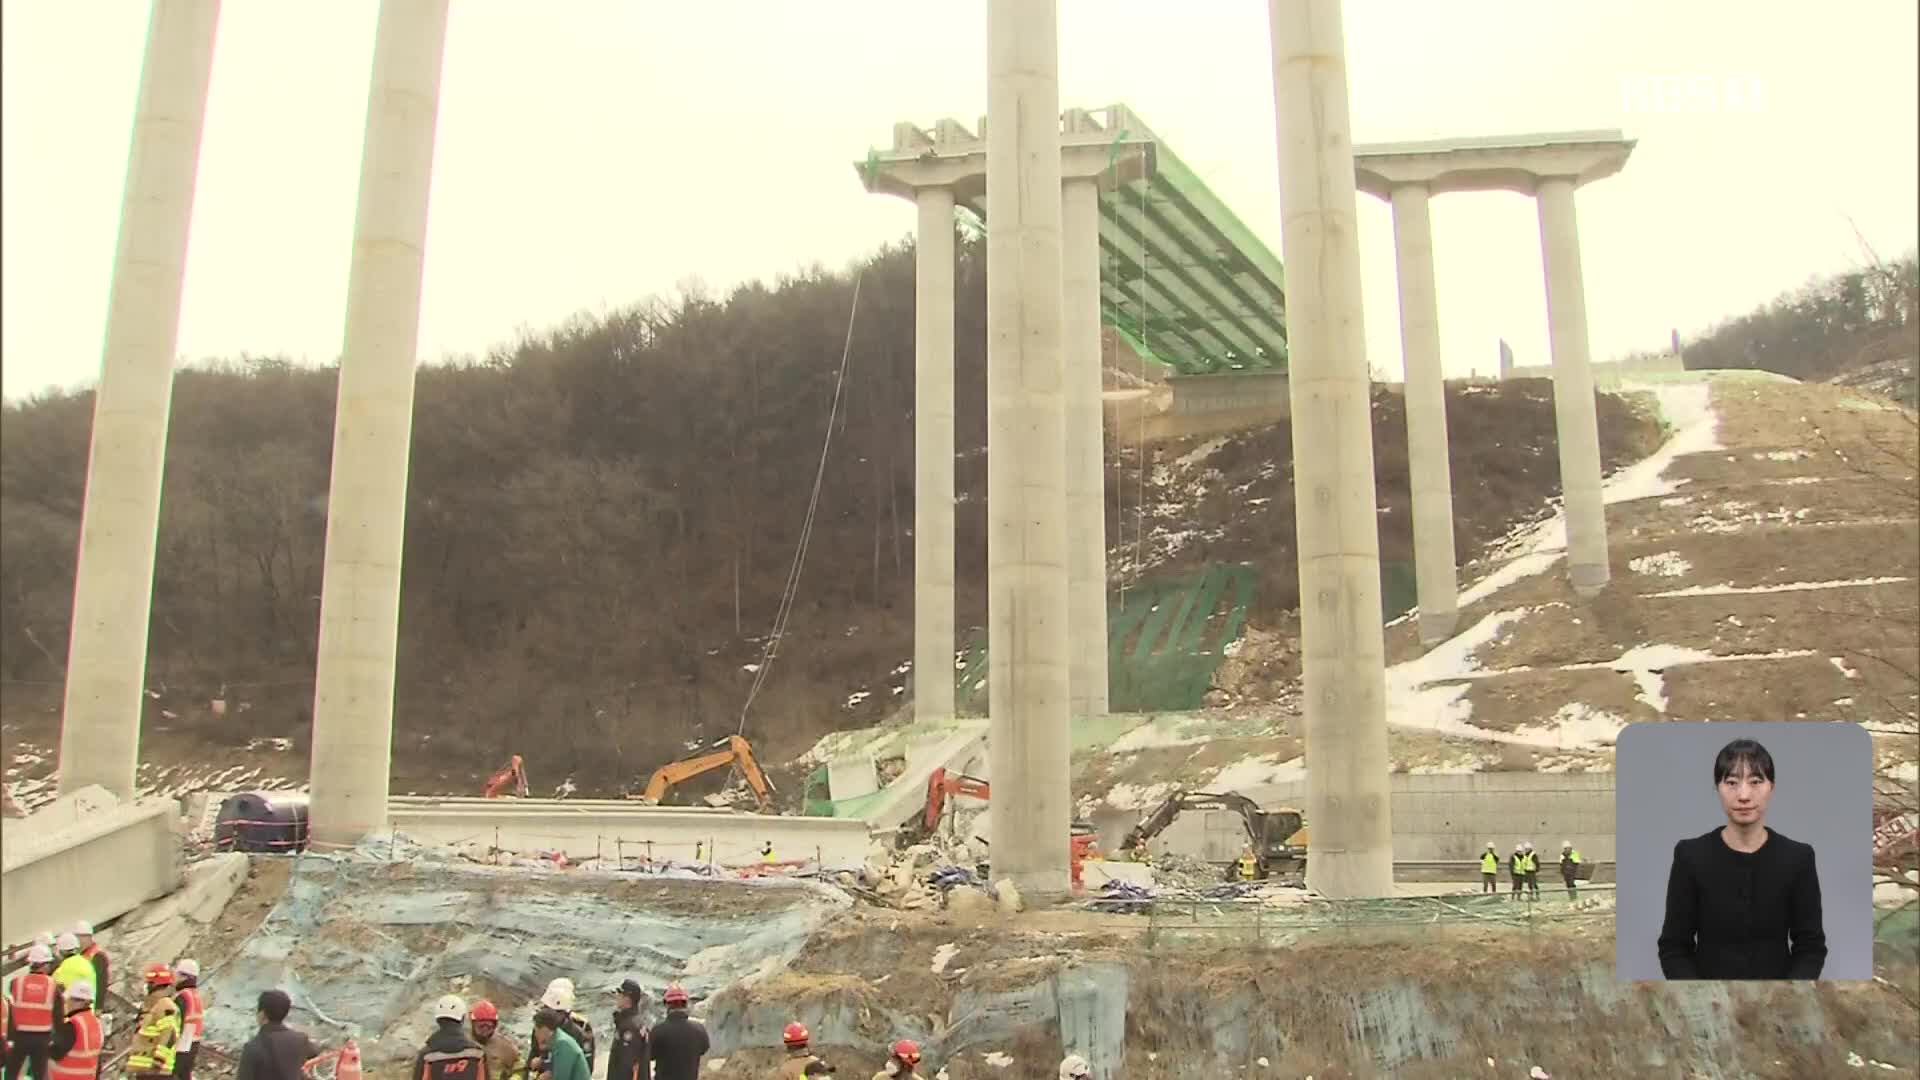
{"left": 855, "top": 104, "right": 1156, "bottom": 204}
{"left": 1352, "top": 129, "right": 1635, "bottom": 199}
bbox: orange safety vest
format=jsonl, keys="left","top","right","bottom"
{"left": 7, "top": 971, "right": 56, "bottom": 1032}
{"left": 176, "top": 987, "right": 205, "bottom": 1048}
{"left": 51, "top": 1009, "right": 103, "bottom": 1080}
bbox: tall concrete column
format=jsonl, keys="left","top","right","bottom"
{"left": 1266, "top": 0, "right": 1394, "bottom": 898}
{"left": 1061, "top": 177, "right": 1109, "bottom": 718}
{"left": 984, "top": 0, "right": 1072, "bottom": 894}
{"left": 913, "top": 187, "right": 956, "bottom": 726}
{"left": 1387, "top": 183, "right": 1459, "bottom": 645}
{"left": 1535, "top": 176, "right": 1609, "bottom": 595}
{"left": 57, "top": 0, "right": 222, "bottom": 800}
{"left": 308, "top": 0, "right": 450, "bottom": 847}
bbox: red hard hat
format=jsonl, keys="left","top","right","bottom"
{"left": 783, "top": 1022, "right": 810, "bottom": 1048}
{"left": 143, "top": 963, "right": 175, "bottom": 986}
{"left": 469, "top": 1000, "right": 499, "bottom": 1023}
{"left": 891, "top": 1039, "right": 920, "bottom": 1064}
{"left": 663, "top": 985, "right": 689, "bottom": 1006}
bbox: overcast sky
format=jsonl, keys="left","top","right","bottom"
{"left": 3, "top": 1, "right": 1916, "bottom": 402}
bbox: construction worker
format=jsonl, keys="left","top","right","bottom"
{"left": 413, "top": 996, "right": 486, "bottom": 1080}
{"left": 1560, "top": 840, "right": 1583, "bottom": 897}
{"left": 872, "top": 1040, "right": 923, "bottom": 1080}
{"left": 1522, "top": 841, "right": 1541, "bottom": 899}
{"left": 1057, "top": 1055, "right": 1092, "bottom": 1080}
{"left": 468, "top": 1001, "right": 519, "bottom": 1080}
{"left": 604, "top": 980, "right": 647, "bottom": 1080}
{"left": 1508, "top": 843, "right": 1526, "bottom": 899}
{"left": 1234, "top": 844, "right": 1258, "bottom": 882}
{"left": 645, "top": 986, "right": 708, "bottom": 1080}
{"left": 776, "top": 1021, "right": 822, "bottom": 1078}
{"left": 1480, "top": 843, "right": 1499, "bottom": 894}
{"left": 50, "top": 981, "right": 103, "bottom": 1080}
{"left": 525, "top": 981, "right": 594, "bottom": 1079}
{"left": 53, "top": 934, "right": 93, "bottom": 997}
{"left": 72, "top": 924, "right": 109, "bottom": 1010}
{"left": 761, "top": 841, "right": 777, "bottom": 863}
{"left": 5, "top": 944, "right": 59, "bottom": 1080}
{"left": 528, "top": 1012, "right": 585, "bottom": 1080}
{"left": 1129, "top": 836, "right": 1150, "bottom": 864}
{"left": 126, "top": 965, "right": 181, "bottom": 1080}
{"left": 172, "top": 960, "right": 205, "bottom": 1080}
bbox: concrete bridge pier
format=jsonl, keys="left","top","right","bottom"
{"left": 309, "top": 0, "right": 451, "bottom": 848}
{"left": 1266, "top": 0, "right": 1395, "bottom": 900}
{"left": 1536, "top": 177, "right": 1610, "bottom": 596}
{"left": 1062, "top": 170, "right": 1109, "bottom": 720}
{"left": 58, "top": 0, "right": 223, "bottom": 800}
{"left": 1386, "top": 183, "right": 1460, "bottom": 645}
{"left": 913, "top": 186, "right": 957, "bottom": 726}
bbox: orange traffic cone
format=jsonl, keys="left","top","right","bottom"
{"left": 337, "top": 1040, "right": 362, "bottom": 1080}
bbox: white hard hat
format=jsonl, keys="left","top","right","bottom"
{"left": 66, "top": 980, "right": 96, "bottom": 1003}
{"left": 72, "top": 920, "right": 94, "bottom": 937}
{"left": 1562, "top": 840, "right": 1572, "bottom": 848}
{"left": 175, "top": 958, "right": 200, "bottom": 979}
{"left": 540, "top": 984, "right": 574, "bottom": 1011}
{"left": 33, "top": 930, "right": 54, "bottom": 947}
{"left": 27, "top": 944, "right": 53, "bottom": 964}
{"left": 435, "top": 995, "right": 467, "bottom": 1023}
{"left": 1059, "top": 1055, "right": 1092, "bottom": 1080}
{"left": 55, "top": 932, "right": 79, "bottom": 953}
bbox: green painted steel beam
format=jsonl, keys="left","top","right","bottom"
{"left": 1128, "top": 180, "right": 1288, "bottom": 357}
{"left": 1100, "top": 186, "right": 1277, "bottom": 367}
{"left": 1098, "top": 238, "right": 1231, "bottom": 371}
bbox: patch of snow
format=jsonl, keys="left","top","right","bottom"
{"left": 1754, "top": 449, "right": 1811, "bottom": 461}
{"left": 1831, "top": 656, "right": 1860, "bottom": 679}
{"left": 1659, "top": 496, "right": 1693, "bottom": 507}
{"left": 981, "top": 1051, "right": 1015, "bottom": 1067}
{"left": 892, "top": 661, "right": 912, "bottom": 676}
{"left": 1106, "top": 781, "right": 1176, "bottom": 811}
{"left": 245, "top": 737, "right": 293, "bottom": 752}
{"left": 1835, "top": 697, "right": 1855, "bottom": 707}
{"left": 740, "top": 664, "right": 761, "bottom": 673}
{"left": 1205, "top": 755, "right": 1306, "bottom": 793}
{"left": 844, "top": 690, "right": 871, "bottom": 708}
{"left": 1514, "top": 704, "right": 1629, "bottom": 749}
{"left": 1628, "top": 552, "right": 1691, "bottom": 577}
{"left": 1174, "top": 436, "right": 1230, "bottom": 470}
{"left": 1109, "top": 717, "right": 1216, "bottom": 753}
{"left": 1645, "top": 576, "right": 1910, "bottom": 598}
{"left": 1384, "top": 608, "right": 1531, "bottom": 741}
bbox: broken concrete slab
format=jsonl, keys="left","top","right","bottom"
{"left": 97, "top": 852, "right": 248, "bottom": 999}
{"left": 2, "top": 788, "right": 182, "bottom": 947}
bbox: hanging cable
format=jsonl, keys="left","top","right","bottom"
{"left": 739, "top": 271, "right": 864, "bottom": 732}
{"left": 1133, "top": 170, "right": 1150, "bottom": 594}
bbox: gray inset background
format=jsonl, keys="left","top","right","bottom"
{"left": 1614, "top": 721, "right": 1873, "bottom": 981}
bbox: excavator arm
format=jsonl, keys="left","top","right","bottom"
{"left": 483, "top": 755, "right": 529, "bottom": 799}
{"left": 636, "top": 735, "right": 775, "bottom": 809}
{"left": 922, "top": 767, "right": 990, "bottom": 833}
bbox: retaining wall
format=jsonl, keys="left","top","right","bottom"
{"left": 1, "top": 787, "right": 183, "bottom": 946}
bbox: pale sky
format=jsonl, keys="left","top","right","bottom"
{"left": 4, "top": 1, "right": 1916, "bottom": 401}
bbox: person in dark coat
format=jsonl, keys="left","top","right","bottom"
{"left": 604, "top": 980, "right": 649, "bottom": 1080}
{"left": 1657, "top": 737, "right": 1827, "bottom": 979}
{"left": 233, "top": 991, "right": 320, "bottom": 1080}
{"left": 645, "top": 986, "right": 708, "bottom": 1080}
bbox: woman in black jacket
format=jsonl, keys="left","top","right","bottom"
{"left": 1656, "top": 737, "right": 1827, "bottom": 979}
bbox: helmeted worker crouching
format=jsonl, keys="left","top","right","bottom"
{"left": 414, "top": 997, "right": 487, "bottom": 1080}
{"left": 127, "top": 965, "right": 182, "bottom": 1079}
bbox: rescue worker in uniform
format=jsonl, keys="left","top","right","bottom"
{"left": 604, "top": 981, "right": 647, "bottom": 1080}
{"left": 52, "top": 935, "right": 93, "bottom": 998}
{"left": 872, "top": 1040, "right": 923, "bottom": 1080}
{"left": 524, "top": 982, "right": 593, "bottom": 1080}
{"left": 172, "top": 960, "right": 206, "bottom": 1080}
{"left": 529, "top": 1012, "right": 585, "bottom": 1080}
{"left": 413, "top": 996, "right": 486, "bottom": 1080}
{"left": 127, "top": 965, "right": 182, "bottom": 1080}
{"left": 646, "top": 986, "right": 708, "bottom": 1080}
{"left": 1057, "top": 1055, "right": 1092, "bottom": 1080}
{"left": 72, "top": 925, "right": 110, "bottom": 1007}
{"left": 776, "top": 1021, "right": 822, "bottom": 1078}
{"left": 1480, "top": 843, "right": 1499, "bottom": 893}
{"left": 467, "top": 1001, "right": 519, "bottom": 1080}
{"left": 1522, "top": 840, "right": 1541, "bottom": 899}
{"left": 1508, "top": 843, "right": 1526, "bottom": 899}
{"left": 50, "top": 981, "right": 104, "bottom": 1080}
{"left": 5, "top": 944, "right": 60, "bottom": 1080}
{"left": 1234, "top": 844, "right": 1258, "bottom": 882}
{"left": 1560, "top": 840, "right": 1583, "bottom": 897}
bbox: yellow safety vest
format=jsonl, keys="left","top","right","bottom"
{"left": 1480, "top": 851, "right": 1497, "bottom": 873}
{"left": 1523, "top": 852, "right": 1538, "bottom": 873}
{"left": 1566, "top": 849, "right": 1582, "bottom": 863}
{"left": 1236, "top": 855, "right": 1257, "bottom": 880}
{"left": 52, "top": 954, "right": 95, "bottom": 994}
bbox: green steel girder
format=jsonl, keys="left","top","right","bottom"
{"left": 1097, "top": 238, "right": 1232, "bottom": 369}
{"left": 1099, "top": 185, "right": 1275, "bottom": 365}
{"left": 1123, "top": 177, "right": 1287, "bottom": 346}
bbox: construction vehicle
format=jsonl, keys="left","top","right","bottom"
{"left": 629, "top": 734, "right": 775, "bottom": 809}
{"left": 1121, "top": 789, "right": 1307, "bottom": 882}
{"left": 483, "top": 755, "right": 529, "bottom": 799}
{"left": 912, "top": 766, "right": 1104, "bottom": 888}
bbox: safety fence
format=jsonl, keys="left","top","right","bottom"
{"left": 1133, "top": 886, "right": 1618, "bottom": 949}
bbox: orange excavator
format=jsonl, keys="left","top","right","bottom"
{"left": 628, "top": 735, "right": 775, "bottom": 809}
{"left": 483, "top": 754, "right": 529, "bottom": 799}
{"left": 915, "top": 766, "right": 1102, "bottom": 887}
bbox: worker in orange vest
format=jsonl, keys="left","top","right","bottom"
{"left": 50, "top": 981, "right": 104, "bottom": 1080}
{"left": 172, "top": 960, "right": 205, "bottom": 1080}
{"left": 4, "top": 943, "right": 60, "bottom": 1080}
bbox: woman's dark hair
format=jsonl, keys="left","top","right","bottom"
{"left": 1713, "top": 738, "right": 1775, "bottom": 785}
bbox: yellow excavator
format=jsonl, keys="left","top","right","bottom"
{"left": 628, "top": 735, "right": 775, "bottom": 809}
